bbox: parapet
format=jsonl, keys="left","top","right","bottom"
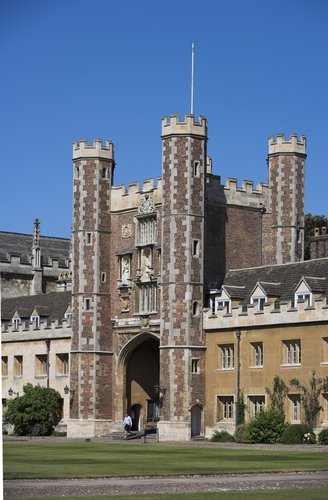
{"left": 204, "top": 297, "right": 328, "bottom": 330}
{"left": 206, "top": 175, "right": 270, "bottom": 208}
{"left": 73, "top": 139, "right": 114, "bottom": 160}
{"left": 162, "top": 114, "right": 207, "bottom": 138}
{"left": 111, "top": 177, "right": 162, "bottom": 212}
{"left": 268, "top": 133, "right": 306, "bottom": 156}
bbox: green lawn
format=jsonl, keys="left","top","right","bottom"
{"left": 3, "top": 441, "right": 328, "bottom": 479}
{"left": 9, "top": 490, "right": 328, "bottom": 500}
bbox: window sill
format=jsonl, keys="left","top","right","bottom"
{"left": 250, "top": 365, "right": 263, "bottom": 369}
{"left": 281, "top": 363, "right": 301, "bottom": 368}
{"left": 217, "top": 368, "right": 234, "bottom": 372}
{"left": 55, "top": 374, "right": 69, "bottom": 378}
{"left": 321, "top": 362, "right": 328, "bottom": 366}
{"left": 35, "top": 375, "right": 47, "bottom": 378}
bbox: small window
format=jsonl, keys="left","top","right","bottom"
{"left": 322, "top": 337, "right": 328, "bottom": 364}
{"left": 30, "top": 315, "right": 40, "bottom": 328}
{"left": 56, "top": 353, "right": 69, "bottom": 376}
{"left": 75, "top": 166, "right": 80, "bottom": 179}
{"left": 289, "top": 394, "right": 301, "bottom": 422}
{"left": 193, "top": 160, "right": 200, "bottom": 177}
{"left": 101, "top": 167, "right": 108, "bottom": 179}
{"left": 193, "top": 240, "right": 199, "bottom": 257}
{"left": 2, "top": 356, "right": 8, "bottom": 377}
{"left": 86, "top": 232, "right": 92, "bottom": 245}
{"left": 85, "top": 298, "right": 91, "bottom": 311}
{"left": 35, "top": 354, "right": 48, "bottom": 377}
{"left": 192, "top": 301, "right": 199, "bottom": 316}
{"left": 64, "top": 311, "right": 72, "bottom": 326}
{"left": 283, "top": 340, "right": 301, "bottom": 366}
{"left": 248, "top": 395, "right": 265, "bottom": 417}
{"left": 101, "top": 272, "right": 107, "bottom": 283}
{"left": 251, "top": 297, "right": 266, "bottom": 311}
{"left": 251, "top": 342, "right": 263, "bottom": 367}
{"left": 217, "top": 396, "right": 234, "bottom": 420}
{"left": 14, "top": 355, "right": 23, "bottom": 377}
{"left": 12, "top": 317, "right": 21, "bottom": 329}
{"left": 219, "top": 344, "right": 234, "bottom": 370}
{"left": 295, "top": 293, "right": 312, "bottom": 307}
{"left": 191, "top": 359, "right": 199, "bottom": 374}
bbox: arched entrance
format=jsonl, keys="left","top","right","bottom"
{"left": 119, "top": 332, "right": 160, "bottom": 430}
{"left": 190, "top": 404, "right": 203, "bottom": 437}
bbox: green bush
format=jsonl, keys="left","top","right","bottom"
{"left": 210, "top": 430, "right": 235, "bottom": 442}
{"left": 4, "top": 384, "right": 62, "bottom": 436}
{"left": 246, "top": 409, "right": 286, "bottom": 444}
{"left": 318, "top": 428, "right": 328, "bottom": 445}
{"left": 234, "top": 424, "right": 250, "bottom": 443}
{"left": 51, "top": 431, "right": 67, "bottom": 437}
{"left": 280, "top": 424, "right": 316, "bottom": 444}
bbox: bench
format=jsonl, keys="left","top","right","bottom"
{"left": 28, "top": 425, "right": 47, "bottom": 436}
{"left": 143, "top": 428, "right": 159, "bottom": 443}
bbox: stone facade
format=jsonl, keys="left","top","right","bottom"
{"left": 3, "top": 114, "right": 326, "bottom": 442}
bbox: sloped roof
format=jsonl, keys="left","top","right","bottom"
{"left": 1, "top": 291, "right": 71, "bottom": 322}
{"left": 223, "top": 258, "right": 328, "bottom": 304}
{"left": 0, "top": 231, "right": 70, "bottom": 266}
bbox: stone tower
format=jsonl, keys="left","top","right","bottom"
{"left": 264, "top": 133, "right": 306, "bottom": 265}
{"left": 158, "top": 115, "right": 207, "bottom": 440}
{"left": 68, "top": 139, "right": 115, "bottom": 437}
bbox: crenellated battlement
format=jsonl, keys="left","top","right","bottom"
{"left": 73, "top": 139, "right": 114, "bottom": 160}
{"left": 204, "top": 297, "right": 328, "bottom": 330}
{"left": 2, "top": 317, "right": 72, "bottom": 340}
{"left": 111, "top": 177, "right": 162, "bottom": 212}
{"left": 162, "top": 114, "right": 207, "bottom": 137}
{"left": 268, "top": 133, "right": 306, "bottom": 156}
{"left": 206, "top": 175, "right": 270, "bottom": 208}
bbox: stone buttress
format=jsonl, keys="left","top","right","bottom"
{"left": 264, "top": 134, "right": 306, "bottom": 265}
{"left": 158, "top": 115, "right": 207, "bottom": 440}
{"left": 68, "top": 139, "right": 115, "bottom": 438}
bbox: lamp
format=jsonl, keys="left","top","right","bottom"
{"left": 64, "top": 385, "right": 70, "bottom": 395}
{"left": 154, "top": 384, "right": 166, "bottom": 402}
{"left": 8, "top": 388, "right": 19, "bottom": 397}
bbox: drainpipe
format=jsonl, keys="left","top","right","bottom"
{"left": 235, "top": 329, "right": 241, "bottom": 428}
{"left": 259, "top": 204, "right": 266, "bottom": 266}
{"left": 45, "top": 339, "right": 50, "bottom": 388}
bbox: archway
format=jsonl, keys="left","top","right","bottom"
{"left": 191, "top": 404, "right": 203, "bottom": 437}
{"left": 118, "top": 332, "right": 160, "bottom": 430}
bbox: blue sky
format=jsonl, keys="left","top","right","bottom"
{"left": 1, "top": 0, "right": 327, "bottom": 238}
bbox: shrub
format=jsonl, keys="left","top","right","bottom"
{"left": 318, "top": 428, "right": 328, "bottom": 445}
{"left": 234, "top": 424, "right": 250, "bottom": 443}
{"left": 246, "top": 409, "right": 286, "bottom": 444}
{"left": 4, "top": 384, "right": 62, "bottom": 436}
{"left": 211, "top": 430, "right": 235, "bottom": 442}
{"left": 280, "top": 424, "right": 316, "bottom": 444}
{"left": 51, "top": 431, "right": 67, "bottom": 437}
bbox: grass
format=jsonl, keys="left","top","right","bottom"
{"left": 9, "top": 489, "right": 328, "bottom": 500}
{"left": 3, "top": 441, "right": 328, "bottom": 479}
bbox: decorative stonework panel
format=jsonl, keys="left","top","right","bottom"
{"left": 121, "top": 224, "right": 132, "bottom": 239}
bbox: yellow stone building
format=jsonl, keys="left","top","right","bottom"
{"left": 204, "top": 258, "right": 328, "bottom": 437}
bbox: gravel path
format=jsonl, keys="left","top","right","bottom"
{"left": 4, "top": 471, "right": 328, "bottom": 497}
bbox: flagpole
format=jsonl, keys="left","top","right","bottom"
{"left": 191, "top": 42, "right": 195, "bottom": 115}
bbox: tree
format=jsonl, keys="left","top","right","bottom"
{"left": 4, "top": 384, "right": 62, "bottom": 435}
{"left": 290, "top": 370, "right": 328, "bottom": 428}
{"left": 304, "top": 213, "right": 328, "bottom": 260}
{"left": 266, "top": 375, "right": 289, "bottom": 415}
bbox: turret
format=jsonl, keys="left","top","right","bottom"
{"left": 68, "top": 139, "right": 115, "bottom": 437}
{"left": 158, "top": 115, "right": 207, "bottom": 440}
{"left": 265, "top": 133, "right": 306, "bottom": 265}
